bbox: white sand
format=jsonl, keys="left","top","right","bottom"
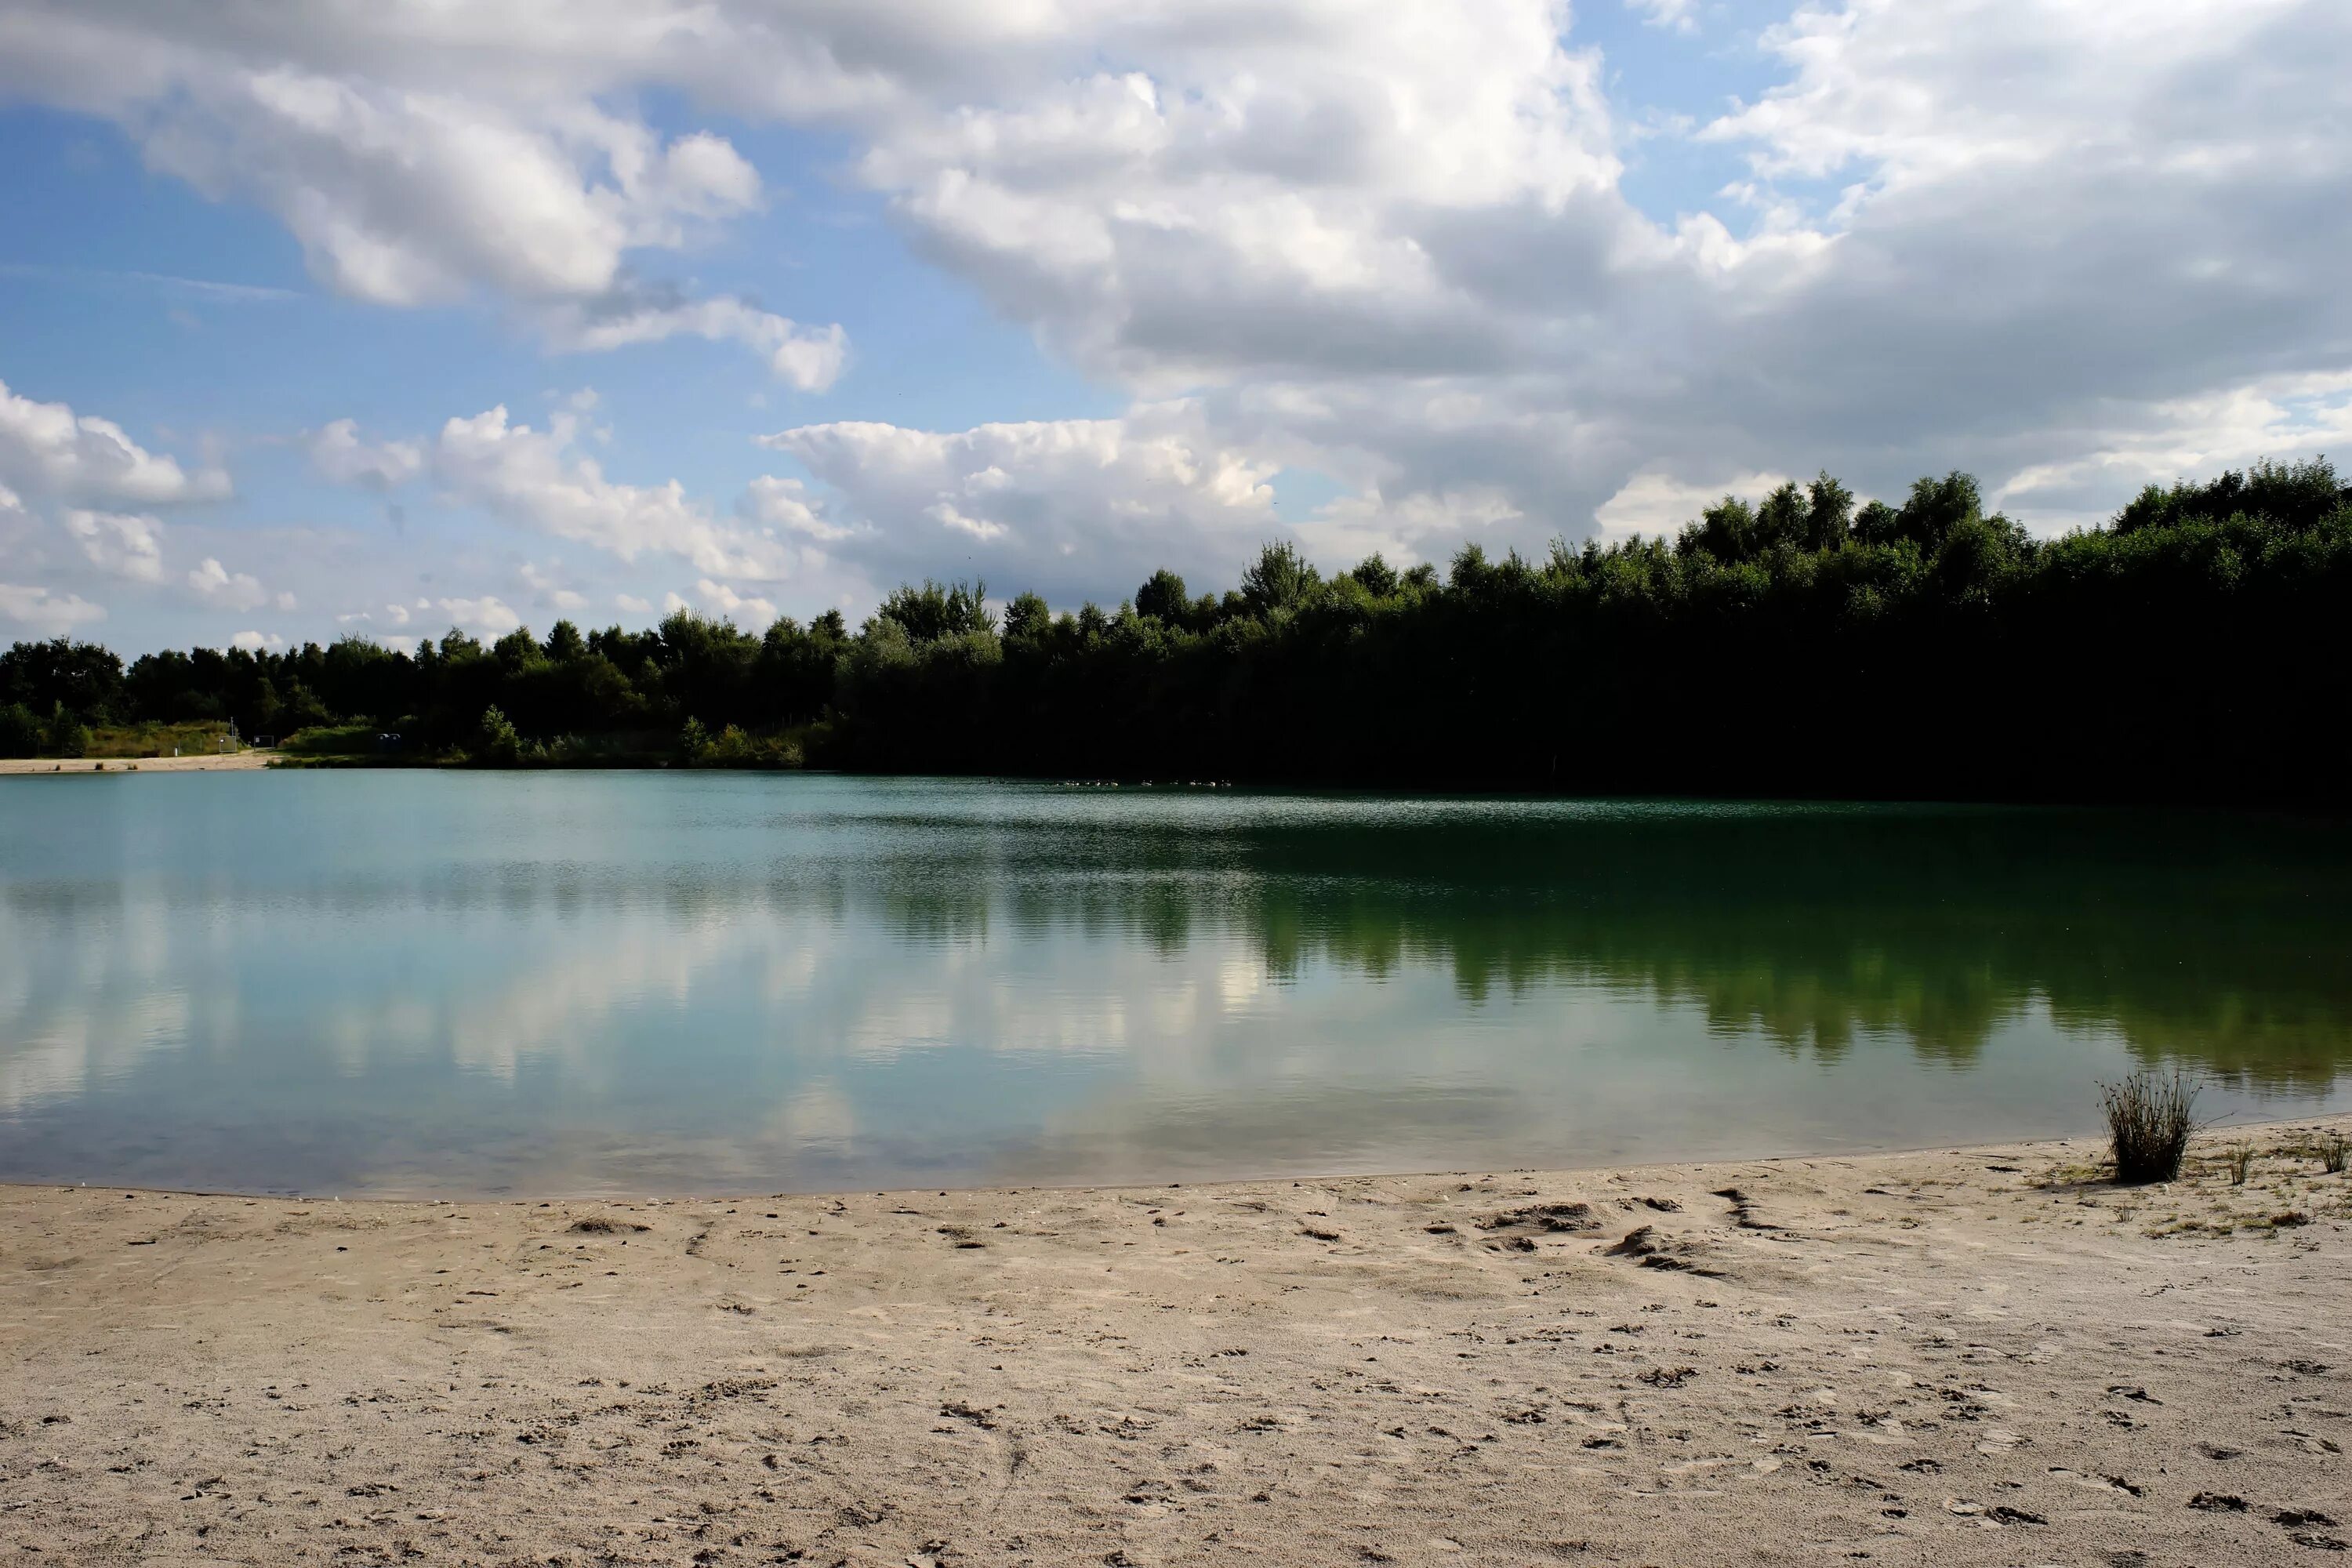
{"left": 3, "top": 1119, "right": 2347, "bottom": 1566}
{"left": 0, "top": 751, "right": 272, "bottom": 775}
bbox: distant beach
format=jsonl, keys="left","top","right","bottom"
{"left": 0, "top": 750, "right": 271, "bottom": 775}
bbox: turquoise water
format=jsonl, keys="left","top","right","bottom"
{"left": 1, "top": 772, "right": 2347, "bottom": 1196}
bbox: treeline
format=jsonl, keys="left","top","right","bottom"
{"left": 5, "top": 459, "right": 2347, "bottom": 802}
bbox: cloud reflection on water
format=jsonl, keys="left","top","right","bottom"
{"left": 0, "top": 775, "right": 2347, "bottom": 1194}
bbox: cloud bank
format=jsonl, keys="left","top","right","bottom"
{"left": 2, "top": 0, "right": 2347, "bottom": 634}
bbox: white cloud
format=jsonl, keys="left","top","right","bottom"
{"left": 63, "top": 509, "right": 166, "bottom": 583}
{"left": 228, "top": 630, "right": 285, "bottom": 652}
{"left": 739, "top": 475, "right": 855, "bottom": 543}
{"left": 1309, "top": 485, "right": 1526, "bottom": 566}
{"left": 0, "top": 378, "right": 226, "bottom": 505}
{"left": 1627, "top": 0, "right": 1698, "bottom": 33}
{"left": 517, "top": 561, "right": 588, "bottom": 612}
{"left": 0, "top": 582, "right": 105, "bottom": 634}
{"left": 1593, "top": 470, "right": 1795, "bottom": 543}
{"left": 186, "top": 555, "right": 291, "bottom": 612}
{"left": 5, "top": 1, "right": 2350, "bottom": 615}
{"left": 546, "top": 296, "right": 849, "bottom": 390}
{"left": 434, "top": 594, "right": 522, "bottom": 636}
{"left": 307, "top": 419, "right": 423, "bottom": 488}
{"left": 129, "top": 78, "right": 756, "bottom": 310}
{"left": 0, "top": 485, "right": 27, "bottom": 551}
{"left": 758, "top": 402, "right": 1282, "bottom": 602}
{"left": 434, "top": 403, "right": 798, "bottom": 579}
{"left": 0, "top": 13, "right": 844, "bottom": 376}
{"left": 1991, "top": 370, "right": 2352, "bottom": 533}
{"left": 695, "top": 578, "right": 777, "bottom": 625}
{"left": 614, "top": 593, "right": 652, "bottom": 615}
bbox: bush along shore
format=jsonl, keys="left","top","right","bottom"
{"left": 4, "top": 459, "right": 2348, "bottom": 801}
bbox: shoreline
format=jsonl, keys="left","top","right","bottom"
{"left": 5, "top": 1118, "right": 2347, "bottom": 1564}
{"left": 8, "top": 1107, "right": 2345, "bottom": 1207}
{"left": 0, "top": 750, "right": 274, "bottom": 774}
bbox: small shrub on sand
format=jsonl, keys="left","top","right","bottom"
{"left": 2320, "top": 1134, "right": 2348, "bottom": 1175}
{"left": 2227, "top": 1145, "right": 2253, "bottom": 1185}
{"left": 2098, "top": 1071, "right": 2198, "bottom": 1185}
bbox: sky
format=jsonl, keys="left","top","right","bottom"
{"left": 0, "top": 0, "right": 2347, "bottom": 655}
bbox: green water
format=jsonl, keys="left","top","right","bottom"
{"left": 1, "top": 772, "right": 2346, "bottom": 1196}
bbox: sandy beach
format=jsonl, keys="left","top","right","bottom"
{"left": 2, "top": 1120, "right": 2347, "bottom": 1566}
{"left": 0, "top": 752, "right": 273, "bottom": 775}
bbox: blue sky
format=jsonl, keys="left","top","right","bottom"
{"left": 1, "top": 0, "right": 2345, "bottom": 654}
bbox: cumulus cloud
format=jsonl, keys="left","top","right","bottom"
{"left": 187, "top": 556, "right": 293, "bottom": 612}
{"left": 1988, "top": 370, "right": 2352, "bottom": 532}
{"left": 0, "top": 11, "right": 851, "bottom": 376}
{"left": 5, "top": 0, "right": 2350, "bottom": 611}
{"left": 0, "top": 488, "right": 40, "bottom": 578}
{"left": 837, "top": 0, "right": 2352, "bottom": 555}
{"left": 0, "top": 377, "right": 226, "bottom": 505}
{"left": 545, "top": 296, "right": 849, "bottom": 390}
{"left": 739, "top": 475, "right": 855, "bottom": 544}
{"left": 434, "top": 595, "right": 522, "bottom": 636}
{"left": 434, "top": 402, "right": 798, "bottom": 579}
{"left": 124, "top": 78, "right": 753, "bottom": 309}
{"left": 62, "top": 509, "right": 166, "bottom": 583}
{"left": 517, "top": 561, "right": 588, "bottom": 612}
{"left": 227, "top": 630, "right": 285, "bottom": 651}
{"left": 1628, "top": 0, "right": 1700, "bottom": 31}
{"left": 1593, "top": 470, "right": 1795, "bottom": 543}
{"left": 758, "top": 402, "right": 1283, "bottom": 603}
{"left": 339, "top": 601, "right": 419, "bottom": 630}
{"left": 0, "top": 582, "right": 104, "bottom": 634}
{"left": 307, "top": 419, "right": 423, "bottom": 488}
{"left": 0, "top": 11, "right": 844, "bottom": 376}
{"left": 695, "top": 578, "right": 777, "bottom": 625}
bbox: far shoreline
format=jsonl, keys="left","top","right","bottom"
{"left": 0, "top": 749, "right": 273, "bottom": 774}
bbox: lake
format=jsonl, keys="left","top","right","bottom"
{"left": 2, "top": 772, "right": 2347, "bottom": 1196}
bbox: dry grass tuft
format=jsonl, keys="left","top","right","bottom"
{"left": 2099, "top": 1071, "right": 2198, "bottom": 1185}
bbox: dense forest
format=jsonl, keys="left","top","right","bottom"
{"left": 4, "top": 459, "right": 2347, "bottom": 803}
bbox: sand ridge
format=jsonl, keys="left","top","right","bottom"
{"left": 2, "top": 1120, "right": 2347, "bottom": 1566}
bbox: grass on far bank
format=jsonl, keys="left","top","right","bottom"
{"left": 83, "top": 720, "right": 246, "bottom": 760}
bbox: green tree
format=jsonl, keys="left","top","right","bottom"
{"left": 476, "top": 705, "right": 521, "bottom": 764}
{"left": 1134, "top": 568, "right": 1189, "bottom": 623}
{"left": 1805, "top": 471, "right": 1855, "bottom": 550}
{"left": 42, "top": 702, "right": 90, "bottom": 758}
{"left": 0, "top": 702, "right": 39, "bottom": 758}
{"left": 875, "top": 579, "right": 991, "bottom": 641}
{"left": 1349, "top": 554, "right": 1399, "bottom": 597}
{"left": 1240, "top": 542, "right": 1319, "bottom": 616}
{"left": 1001, "top": 591, "right": 1053, "bottom": 641}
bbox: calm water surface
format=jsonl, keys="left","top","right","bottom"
{"left": 2, "top": 772, "right": 2347, "bottom": 1196}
